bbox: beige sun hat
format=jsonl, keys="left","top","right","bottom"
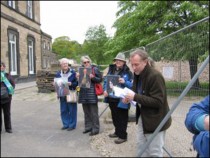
{"left": 113, "top": 52, "right": 126, "bottom": 62}
{"left": 68, "top": 60, "right": 74, "bottom": 66}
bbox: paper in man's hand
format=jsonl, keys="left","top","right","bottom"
{"left": 113, "top": 86, "right": 137, "bottom": 106}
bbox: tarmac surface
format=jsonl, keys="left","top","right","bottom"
{"left": 1, "top": 81, "right": 201, "bottom": 157}
{"left": 1, "top": 81, "right": 104, "bottom": 157}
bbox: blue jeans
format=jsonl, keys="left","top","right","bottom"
{"left": 60, "top": 97, "right": 77, "bottom": 129}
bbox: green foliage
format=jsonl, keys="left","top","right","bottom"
{"left": 166, "top": 81, "right": 209, "bottom": 97}
{"left": 82, "top": 24, "right": 112, "bottom": 65}
{"left": 107, "top": 1, "right": 209, "bottom": 55}
{"left": 52, "top": 36, "right": 83, "bottom": 62}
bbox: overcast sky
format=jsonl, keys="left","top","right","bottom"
{"left": 40, "top": 1, "right": 118, "bottom": 44}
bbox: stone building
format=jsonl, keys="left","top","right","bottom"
{"left": 1, "top": 1, "right": 57, "bottom": 83}
{"left": 41, "top": 31, "right": 57, "bottom": 70}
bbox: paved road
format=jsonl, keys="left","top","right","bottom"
{"left": 1, "top": 82, "right": 107, "bottom": 157}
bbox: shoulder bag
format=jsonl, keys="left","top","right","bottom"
{"left": 92, "top": 67, "right": 103, "bottom": 96}
{"left": 66, "top": 90, "right": 77, "bottom": 103}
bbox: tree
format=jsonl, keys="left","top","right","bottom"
{"left": 111, "top": 1, "right": 209, "bottom": 50}
{"left": 52, "top": 36, "right": 83, "bottom": 62}
{"left": 83, "top": 24, "right": 111, "bottom": 65}
{"left": 110, "top": 1, "right": 209, "bottom": 88}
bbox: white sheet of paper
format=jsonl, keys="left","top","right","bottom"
{"left": 113, "top": 86, "right": 137, "bottom": 106}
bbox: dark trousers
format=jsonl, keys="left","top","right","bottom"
{"left": 109, "top": 102, "right": 129, "bottom": 139}
{"left": 82, "top": 103, "right": 100, "bottom": 133}
{"left": 1, "top": 98, "right": 12, "bottom": 131}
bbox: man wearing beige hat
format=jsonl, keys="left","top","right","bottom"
{"left": 103, "top": 52, "right": 133, "bottom": 144}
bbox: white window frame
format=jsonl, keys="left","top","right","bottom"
{"left": 48, "top": 42, "right": 50, "bottom": 50}
{"left": 8, "top": 0, "right": 15, "bottom": 9}
{"left": 43, "top": 41, "right": 46, "bottom": 49}
{"left": 27, "top": 1, "right": 33, "bottom": 19}
{"left": 28, "top": 40, "right": 34, "bottom": 74}
{"left": 9, "top": 33, "right": 18, "bottom": 75}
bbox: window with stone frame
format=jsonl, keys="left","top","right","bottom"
{"left": 43, "top": 41, "right": 46, "bottom": 50}
{"left": 27, "top": 36, "right": 35, "bottom": 74}
{"left": 27, "top": 1, "right": 33, "bottom": 19}
{"left": 48, "top": 42, "right": 50, "bottom": 50}
{"left": 8, "top": 30, "right": 18, "bottom": 76}
{"left": 8, "top": 0, "right": 16, "bottom": 9}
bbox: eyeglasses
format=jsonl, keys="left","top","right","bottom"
{"left": 83, "top": 61, "right": 90, "bottom": 64}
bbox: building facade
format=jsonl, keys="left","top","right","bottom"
{"left": 1, "top": 1, "right": 57, "bottom": 83}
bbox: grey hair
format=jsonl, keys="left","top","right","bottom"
{"left": 130, "top": 49, "right": 149, "bottom": 61}
{"left": 148, "top": 57, "right": 155, "bottom": 68}
{"left": 80, "top": 55, "right": 92, "bottom": 65}
{"left": 59, "top": 58, "right": 69, "bottom": 65}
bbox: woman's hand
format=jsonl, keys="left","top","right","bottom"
{"left": 119, "top": 78, "right": 125, "bottom": 84}
{"left": 67, "top": 82, "right": 72, "bottom": 86}
{"left": 104, "top": 91, "right": 108, "bottom": 97}
{"left": 122, "top": 98, "right": 130, "bottom": 104}
{"left": 76, "top": 72, "right": 80, "bottom": 79}
{"left": 90, "top": 74, "right": 94, "bottom": 79}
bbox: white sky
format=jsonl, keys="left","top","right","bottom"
{"left": 40, "top": 1, "right": 118, "bottom": 44}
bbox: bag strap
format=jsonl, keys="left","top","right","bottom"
{"left": 92, "top": 67, "right": 96, "bottom": 76}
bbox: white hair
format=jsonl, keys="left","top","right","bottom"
{"left": 59, "top": 58, "right": 69, "bottom": 65}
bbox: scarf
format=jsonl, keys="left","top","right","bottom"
{"left": 1, "top": 72, "right": 14, "bottom": 95}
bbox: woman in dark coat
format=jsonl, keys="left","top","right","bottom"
{"left": 103, "top": 52, "right": 133, "bottom": 144}
{"left": 1, "top": 61, "right": 15, "bottom": 133}
{"left": 78, "top": 55, "right": 102, "bottom": 136}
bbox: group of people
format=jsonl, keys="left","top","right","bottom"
{"left": 54, "top": 49, "right": 173, "bottom": 157}
{"left": 1, "top": 48, "right": 209, "bottom": 157}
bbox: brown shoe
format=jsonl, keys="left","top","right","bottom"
{"left": 108, "top": 133, "right": 118, "bottom": 138}
{"left": 114, "top": 138, "right": 127, "bottom": 144}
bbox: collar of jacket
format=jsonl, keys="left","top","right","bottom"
{"left": 61, "top": 68, "right": 71, "bottom": 74}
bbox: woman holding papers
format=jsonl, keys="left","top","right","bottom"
{"left": 54, "top": 58, "right": 78, "bottom": 131}
{"left": 78, "top": 55, "right": 103, "bottom": 136}
{"left": 103, "top": 52, "right": 133, "bottom": 144}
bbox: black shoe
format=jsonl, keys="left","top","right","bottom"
{"left": 114, "top": 138, "right": 127, "bottom": 144}
{"left": 89, "top": 131, "right": 99, "bottom": 136}
{"left": 108, "top": 133, "right": 118, "bottom": 138}
{"left": 6, "top": 129, "right": 13, "bottom": 133}
{"left": 83, "top": 129, "right": 92, "bottom": 134}
{"left": 61, "top": 127, "right": 68, "bottom": 130}
{"left": 67, "top": 127, "right": 75, "bottom": 131}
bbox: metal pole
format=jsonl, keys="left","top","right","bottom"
{"left": 138, "top": 56, "right": 209, "bottom": 157}
{"left": 163, "top": 146, "right": 173, "bottom": 158}
{"left": 99, "top": 103, "right": 109, "bottom": 118}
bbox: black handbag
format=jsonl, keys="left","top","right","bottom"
{"left": 1, "top": 86, "right": 10, "bottom": 104}
{"left": 1, "top": 87, "right": 9, "bottom": 99}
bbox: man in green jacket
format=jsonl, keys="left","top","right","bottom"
{"left": 124, "top": 49, "right": 172, "bottom": 157}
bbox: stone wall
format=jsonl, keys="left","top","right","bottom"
{"left": 155, "top": 60, "right": 209, "bottom": 82}
{"left": 125, "top": 60, "right": 209, "bottom": 83}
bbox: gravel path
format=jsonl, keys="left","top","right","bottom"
{"left": 90, "top": 97, "right": 200, "bottom": 157}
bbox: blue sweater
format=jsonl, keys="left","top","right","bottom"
{"left": 185, "top": 95, "right": 209, "bottom": 157}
